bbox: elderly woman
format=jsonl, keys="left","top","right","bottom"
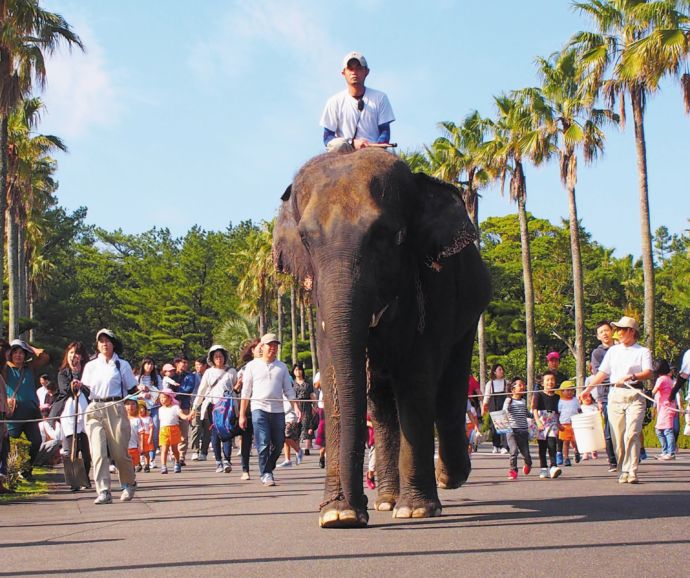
{"left": 583, "top": 316, "right": 653, "bottom": 484}
{"left": 79, "top": 329, "right": 138, "bottom": 504}
{"left": 3, "top": 339, "right": 49, "bottom": 482}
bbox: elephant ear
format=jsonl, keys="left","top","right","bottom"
{"left": 411, "top": 173, "right": 478, "bottom": 269}
{"left": 273, "top": 185, "right": 314, "bottom": 288}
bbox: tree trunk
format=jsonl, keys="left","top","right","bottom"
{"left": 0, "top": 114, "right": 6, "bottom": 337}
{"left": 307, "top": 304, "right": 318, "bottom": 374}
{"left": 467, "top": 188, "right": 487, "bottom": 387}
{"left": 290, "top": 281, "right": 298, "bottom": 366}
{"left": 276, "top": 288, "right": 283, "bottom": 358}
{"left": 7, "top": 205, "right": 19, "bottom": 340}
{"left": 517, "top": 195, "right": 536, "bottom": 399}
{"left": 28, "top": 284, "right": 35, "bottom": 342}
{"left": 565, "top": 155, "right": 586, "bottom": 391}
{"left": 299, "top": 295, "right": 305, "bottom": 340}
{"left": 18, "top": 225, "right": 28, "bottom": 336}
{"left": 259, "top": 288, "right": 267, "bottom": 336}
{"left": 631, "top": 86, "right": 655, "bottom": 353}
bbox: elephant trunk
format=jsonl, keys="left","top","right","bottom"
{"left": 317, "top": 263, "right": 370, "bottom": 508}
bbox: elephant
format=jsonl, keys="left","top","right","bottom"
{"left": 273, "top": 148, "right": 491, "bottom": 528}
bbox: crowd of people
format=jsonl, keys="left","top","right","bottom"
{"left": 0, "top": 313, "right": 688, "bottom": 500}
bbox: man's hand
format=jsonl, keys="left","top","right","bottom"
{"left": 353, "top": 138, "right": 370, "bottom": 150}
{"left": 70, "top": 379, "right": 81, "bottom": 395}
{"left": 239, "top": 414, "right": 247, "bottom": 430}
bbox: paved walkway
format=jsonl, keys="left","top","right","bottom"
{"left": 1, "top": 447, "right": 688, "bottom": 577}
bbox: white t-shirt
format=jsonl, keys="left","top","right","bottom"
{"left": 581, "top": 403, "right": 598, "bottom": 414}
{"left": 60, "top": 394, "right": 88, "bottom": 437}
{"left": 128, "top": 417, "right": 141, "bottom": 449}
{"left": 81, "top": 353, "right": 137, "bottom": 400}
{"left": 598, "top": 342, "right": 653, "bottom": 384}
{"left": 558, "top": 397, "right": 580, "bottom": 424}
{"left": 320, "top": 87, "right": 395, "bottom": 143}
{"left": 680, "top": 349, "right": 690, "bottom": 378}
{"left": 159, "top": 404, "right": 182, "bottom": 427}
{"left": 241, "top": 358, "right": 296, "bottom": 414}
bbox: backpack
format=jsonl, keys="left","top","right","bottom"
{"left": 212, "top": 390, "right": 240, "bottom": 441}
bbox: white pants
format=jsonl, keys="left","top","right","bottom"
{"left": 607, "top": 388, "right": 646, "bottom": 477}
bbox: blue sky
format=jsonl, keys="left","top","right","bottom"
{"left": 39, "top": 0, "right": 689, "bottom": 258}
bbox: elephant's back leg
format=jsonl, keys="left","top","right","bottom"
{"left": 435, "top": 326, "right": 476, "bottom": 490}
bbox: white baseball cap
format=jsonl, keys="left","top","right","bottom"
{"left": 342, "top": 51, "right": 368, "bottom": 69}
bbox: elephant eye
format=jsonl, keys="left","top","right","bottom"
{"left": 394, "top": 228, "right": 406, "bottom": 245}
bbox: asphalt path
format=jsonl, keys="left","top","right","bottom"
{"left": 1, "top": 446, "right": 688, "bottom": 577}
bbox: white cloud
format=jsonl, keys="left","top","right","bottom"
{"left": 41, "top": 15, "right": 122, "bottom": 140}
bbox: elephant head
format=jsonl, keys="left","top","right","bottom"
{"left": 274, "top": 148, "right": 479, "bottom": 527}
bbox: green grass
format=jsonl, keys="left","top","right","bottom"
{"left": 0, "top": 466, "right": 51, "bottom": 503}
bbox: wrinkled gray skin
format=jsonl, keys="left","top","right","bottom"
{"left": 274, "top": 149, "right": 490, "bottom": 528}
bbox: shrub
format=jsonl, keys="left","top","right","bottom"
{"left": 6, "top": 435, "right": 32, "bottom": 490}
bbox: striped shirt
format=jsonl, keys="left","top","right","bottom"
{"left": 503, "top": 397, "right": 530, "bottom": 430}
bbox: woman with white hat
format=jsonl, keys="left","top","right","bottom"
{"left": 80, "top": 328, "right": 138, "bottom": 504}
{"left": 582, "top": 316, "right": 653, "bottom": 484}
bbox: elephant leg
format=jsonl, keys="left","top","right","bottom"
{"left": 392, "top": 377, "right": 441, "bottom": 519}
{"left": 367, "top": 375, "right": 400, "bottom": 512}
{"left": 435, "top": 329, "right": 475, "bottom": 490}
{"left": 319, "top": 363, "right": 369, "bottom": 529}
{"left": 435, "top": 328, "right": 475, "bottom": 489}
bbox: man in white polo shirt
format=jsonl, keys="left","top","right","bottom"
{"left": 80, "top": 328, "right": 138, "bottom": 504}
{"left": 320, "top": 51, "right": 395, "bottom": 152}
{"left": 582, "top": 316, "right": 653, "bottom": 484}
{"left": 239, "top": 334, "right": 300, "bottom": 486}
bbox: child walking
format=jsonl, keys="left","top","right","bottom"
{"left": 158, "top": 388, "right": 192, "bottom": 474}
{"left": 532, "top": 371, "right": 563, "bottom": 479}
{"left": 503, "top": 378, "right": 533, "bottom": 480}
{"left": 557, "top": 381, "right": 581, "bottom": 466}
{"left": 124, "top": 399, "right": 142, "bottom": 471}
{"left": 138, "top": 403, "right": 154, "bottom": 472}
{"left": 652, "top": 359, "right": 677, "bottom": 460}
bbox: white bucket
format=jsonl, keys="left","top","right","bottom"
{"left": 571, "top": 411, "right": 606, "bottom": 453}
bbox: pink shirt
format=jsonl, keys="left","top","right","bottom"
{"left": 654, "top": 375, "right": 676, "bottom": 431}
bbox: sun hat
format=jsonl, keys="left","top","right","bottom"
{"left": 158, "top": 387, "right": 179, "bottom": 405}
{"left": 8, "top": 339, "right": 34, "bottom": 361}
{"left": 260, "top": 333, "right": 281, "bottom": 345}
{"left": 207, "top": 344, "right": 229, "bottom": 366}
{"left": 161, "top": 363, "right": 175, "bottom": 373}
{"left": 611, "top": 316, "right": 640, "bottom": 333}
{"left": 546, "top": 351, "right": 561, "bottom": 362}
{"left": 559, "top": 380, "right": 575, "bottom": 392}
{"left": 95, "top": 328, "right": 123, "bottom": 355}
{"left": 342, "top": 51, "right": 368, "bottom": 69}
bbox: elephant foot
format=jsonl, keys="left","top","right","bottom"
{"left": 319, "top": 496, "right": 369, "bottom": 528}
{"left": 374, "top": 493, "right": 397, "bottom": 511}
{"left": 436, "top": 470, "right": 463, "bottom": 490}
{"left": 392, "top": 496, "right": 442, "bottom": 519}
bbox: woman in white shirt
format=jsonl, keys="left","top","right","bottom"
{"left": 482, "top": 364, "right": 509, "bottom": 454}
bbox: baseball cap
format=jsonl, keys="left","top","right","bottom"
{"left": 342, "top": 51, "right": 368, "bottom": 69}
{"left": 161, "top": 363, "right": 175, "bottom": 373}
{"left": 611, "top": 316, "right": 640, "bottom": 333}
{"left": 546, "top": 351, "right": 560, "bottom": 361}
{"left": 260, "top": 333, "right": 281, "bottom": 345}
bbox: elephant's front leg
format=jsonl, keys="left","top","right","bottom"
{"left": 367, "top": 376, "right": 400, "bottom": 512}
{"left": 319, "top": 364, "right": 369, "bottom": 529}
{"left": 393, "top": 384, "right": 442, "bottom": 519}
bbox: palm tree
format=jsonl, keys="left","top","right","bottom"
{"left": 484, "top": 92, "right": 553, "bottom": 396}
{"left": 428, "top": 112, "right": 492, "bottom": 384}
{"left": 530, "top": 49, "right": 619, "bottom": 388}
{"left": 0, "top": 0, "right": 82, "bottom": 336}
{"left": 570, "top": 0, "right": 689, "bottom": 351}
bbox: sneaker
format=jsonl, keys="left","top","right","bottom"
{"left": 575, "top": 452, "right": 582, "bottom": 464}
{"left": 144, "top": 465, "right": 150, "bottom": 473}
{"left": 365, "top": 472, "right": 376, "bottom": 489}
{"left": 523, "top": 464, "right": 531, "bottom": 476}
{"left": 639, "top": 448, "right": 648, "bottom": 460}
{"left": 135, "top": 464, "right": 143, "bottom": 473}
{"left": 507, "top": 470, "right": 518, "bottom": 481}
{"left": 556, "top": 452, "right": 563, "bottom": 466}
{"left": 215, "top": 463, "right": 224, "bottom": 473}
{"left": 618, "top": 472, "right": 629, "bottom": 484}
{"left": 236, "top": 448, "right": 242, "bottom": 457}
{"left": 564, "top": 458, "right": 572, "bottom": 467}
{"left": 173, "top": 462, "right": 182, "bottom": 473}
{"left": 20, "top": 471, "right": 35, "bottom": 483}
{"left": 296, "top": 449, "right": 304, "bottom": 465}
{"left": 261, "top": 473, "right": 275, "bottom": 487}
{"left": 109, "top": 464, "right": 117, "bottom": 474}
{"left": 121, "top": 484, "right": 135, "bottom": 501}
{"left": 191, "top": 453, "right": 200, "bottom": 461}
{"left": 319, "top": 455, "right": 325, "bottom": 469}
{"left": 150, "top": 461, "right": 158, "bottom": 469}
{"left": 592, "top": 451, "right": 598, "bottom": 459}
{"left": 500, "top": 448, "right": 509, "bottom": 455}
{"left": 223, "top": 461, "right": 232, "bottom": 473}
{"left": 608, "top": 465, "right": 618, "bottom": 473}
{"left": 660, "top": 453, "right": 676, "bottom": 461}
{"left": 277, "top": 460, "right": 292, "bottom": 468}
{"left": 549, "top": 466, "right": 562, "bottom": 479}
{"left": 179, "top": 459, "right": 186, "bottom": 467}
{"left": 94, "top": 491, "right": 112, "bottom": 505}
{"left": 160, "top": 465, "right": 168, "bottom": 474}
{"left": 492, "top": 447, "right": 499, "bottom": 454}
{"left": 241, "top": 471, "right": 250, "bottom": 481}
{"left": 197, "top": 454, "right": 207, "bottom": 462}
{"left": 627, "top": 474, "right": 639, "bottom": 484}
{"left": 655, "top": 453, "right": 666, "bottom": 460}
{"left": 304, "top": 449, "right": 310, "bottom": 456}
{"left": 539, "top": 468, "right": 548, "bottom": 479}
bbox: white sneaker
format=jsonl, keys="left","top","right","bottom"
{"left": 492, "top": 447, "right": 499, "bottom": 454}
{"left": 120, "top": 484, "right": 135, "bottom": 502}
{"left": 223, "top": 461, "right": 232, "bottom": 473}
{"left": 94, "top": 491, "right": 112, "bottom": 505}
{"left": 191, "top": 453, "right": 200, "bottom": 461}
{"left": 549, "top": 466, "right": 562, "bottom": 479}
{"left": 197, "top": 454, "right": 207, "bottom": 462}
{"left": 261, "top": 473, "right": 275, "bottom": 486}
{"left": 500, "top": 448, "right": 509, "bottom": 455}
{"left": 236, "top": 448, "right": 242, "bottom": 457}
{"left": 277, "top": 460, "right": 292, "bottom": 468}
{"left": 296, "top": 449, "right": 304, "bottom": 465}
{"left": 241, "top": 471, "right": 250, "bottom": 480}
{"left": 109, "top": 465, "right": 117, "bottom": 474}
{"left": 150, "top": 461, "right": 158, "bottom": 469}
